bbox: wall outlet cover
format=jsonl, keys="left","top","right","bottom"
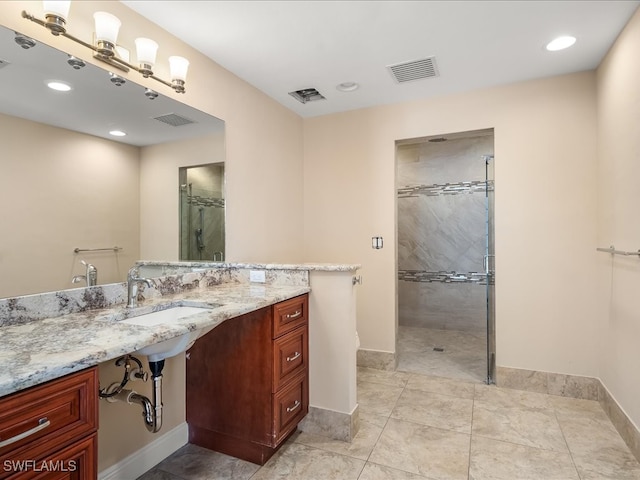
{"left": 249, "top": 270, "right": 266, "bottom": 283}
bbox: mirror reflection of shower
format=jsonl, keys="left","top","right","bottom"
{"left": 179, "top": 163, "right": 225, "bottom": 262}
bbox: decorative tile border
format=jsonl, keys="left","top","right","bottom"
{"left": 398, "top": 270, "right": 489, "bottom": 285}
{"left": 397, "top": 180, "right": 494, "bottom": 198}
{"left": 187, "top": 194, "right": 225, "bottom": 208}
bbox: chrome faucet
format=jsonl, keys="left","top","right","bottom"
{"left": 72, "top": 260, "right": 98, "bottom": 287}
{"left": 127, "top": 267, "right": 152, "bottom": 308}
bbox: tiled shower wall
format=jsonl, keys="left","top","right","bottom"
{"left": 397, "top": 134, "right": 494, "bottom": 332}
{"left": 180, "top": 163, "right": 226, "bottom": 261}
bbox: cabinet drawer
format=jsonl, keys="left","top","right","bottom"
{"left": 273, "top": 295, "right": 308, "bottom": 338}
{"left": 273, "top": 374, "right": 308, "bottom": 445}
{"left": 6, "top": 433, "right": 96, "bottom": 480}
{"left": 0, "top": 368, "right": 98, "bottom": 471}
{"left": 273, "top": 326, "right": 308, "bottom": 392}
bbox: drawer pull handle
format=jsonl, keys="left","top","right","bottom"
{"left": 0, "top": 417, "right": 50, "bottom": 448}
{"left": 286, "top": 310, "right": 302, "bottom": 320}
{"left": 286, "top": 352, "right": 301, "bottom": 362}
{"left": 286, "top": 400, "right": 301, "bottom": 413}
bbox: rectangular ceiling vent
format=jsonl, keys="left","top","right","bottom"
{"left": 288, "top": 88, "right": 326, "bottom": 104}
{"left": 387, "top": 57, "right": 439, "bottom": 83}
{"left": 154, "top": 113, "right": 195, "bottom": 127}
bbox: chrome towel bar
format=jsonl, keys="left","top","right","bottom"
{"left": 74, "top": 246, "right": 122, "bottom": 253}
{"left": 596, "top": 245, "right": 640, "bottom": 257}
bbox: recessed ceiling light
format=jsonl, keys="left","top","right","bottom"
{"left": 47, "top": 81, "right": 72, "bottom": 92}
{"left": 336, "top": 82, "right": 359, "bottom": 92}
{"left": 109, "top": 130, "right": 126, "bottom": 137}
{"left": 546, "top": 36, "right": 576, "bottom": 52}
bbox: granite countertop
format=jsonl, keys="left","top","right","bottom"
{"left": 0, "top": 283, "right": 310, "bottom": 398}
{"left": 136, "top": 261, "right": 361, "bottom": 272}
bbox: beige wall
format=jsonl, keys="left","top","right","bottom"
{"left": 596, "top": 9, "right": 640, "bottom": 430}
{"left": 0, "top": 113, "right": 140, "bottom": 298}
{"left": 140, "top": 132, "right": 225, "bottom": 261}
{"left": 303, "top": 71, "right": 600, "bottom": 377}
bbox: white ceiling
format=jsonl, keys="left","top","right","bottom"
{"left": 122, "top": 0, "right": 639, "bottom": 118}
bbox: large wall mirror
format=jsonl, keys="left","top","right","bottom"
{"left": 0, "top": 25, "right": 225, "bottom": 299}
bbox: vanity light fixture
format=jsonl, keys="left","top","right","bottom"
{"left": 22, "top": 1, "right": 190, "bottom": 94}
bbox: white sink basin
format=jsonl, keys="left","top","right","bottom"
{"left": 121, "top": 306, "right": 214, "bottom": 361}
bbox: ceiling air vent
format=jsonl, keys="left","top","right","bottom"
{"left": 153, "top": 113, "right": 195, "bottom": 127}
{"left": 288, "top": 88, "right": 325, "bottom": 104}
{"left": 387, "top": 56, "right": 439, "bottom": 83}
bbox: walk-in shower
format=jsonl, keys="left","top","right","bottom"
{"left": 396, "top": 129, "right": 495, "bottom": 383}
{"left": 179, "top": 163, "right": 225, "bottom": 262}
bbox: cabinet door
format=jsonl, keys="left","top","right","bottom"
{"left": 272, "top": 326, "right": 308, "bottom": 392}
{"left": 273, "top": 295, "right": 308, "bottom": 338}
{"left": 273, "top": 374, "right": 308, "bottom": 445}
{"left": 0, "top": 369, "right": 97, "bottom": 480}
{"left": 5, "top": 434, "right": 96, "bottom": 480}
{"left": 187, "top": 307, "right": 273, "bottom": 444}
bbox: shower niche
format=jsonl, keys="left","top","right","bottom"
{"left": 179, "top": 163, "right": 226, "bottom": 262}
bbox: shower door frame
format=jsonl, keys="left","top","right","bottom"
{"left": 485, "top": 155, "right": 496, "bottom": 384}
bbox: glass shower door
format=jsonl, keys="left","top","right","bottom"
{"left": 485, "top": 155, "right": 496, "bottom": 384}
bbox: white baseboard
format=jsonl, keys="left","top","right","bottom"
{"left": 98, "top": 423, "right": 188, "bottom": 480}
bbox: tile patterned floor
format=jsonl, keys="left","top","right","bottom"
{"left": 138, "top": 367, "right": 640, "bottom": 480}
{"left": 397, "top": 326, "right": 487, "bottom": 383}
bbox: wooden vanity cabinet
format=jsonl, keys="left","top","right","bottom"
{"left": 0, "top": 368, "right": 98, "bottom": 480}
{"left": 186, "top": 294, "right": 309, "bottom": 465}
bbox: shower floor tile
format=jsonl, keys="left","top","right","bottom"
{"left": 397, "top": 326, "right": 487, "bottom": 382}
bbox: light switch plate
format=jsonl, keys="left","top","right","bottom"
{"left": 250, "top": 270, "right": 266, "bottom": 283}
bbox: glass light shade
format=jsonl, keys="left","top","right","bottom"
{"left": 169, "top": 56, "right": 189, "bottom": 81}
{"left": 135, "top": 38, "right": 158, "bottom": 66}
{"left": 93, "top": 11, "right": 121, "bottom": 44}
{"left": 43, "top": 1, "right": 71, "bottom": 20}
